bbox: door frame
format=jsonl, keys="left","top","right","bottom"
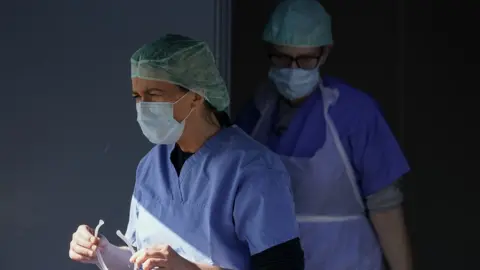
{"left": 213, "top": 0, "right": 232, "bottom": 115}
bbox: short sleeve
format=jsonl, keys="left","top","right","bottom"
{"left": 233, "top": 161, "right": 299, "bottom": 255}
{"left": 124, "top": 195, "right": 138, "bottom": 247}
{"left": 349, "top": 101, "right": 410, "bottom": 196}
{"left": 234, "top": 99, "right": 260, "bottom": 135}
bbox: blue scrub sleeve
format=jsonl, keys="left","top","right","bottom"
{"left": 350, "top": 101, "right": 410, "bottom": 196}
{"left": 124, "top": 195, "right": 138, "bottom": 247}
{"left": 234, "top": 99, "right": 260, "bottom": 134}
{"left": 233, "top": 160, "right": 300, "bottom": 255}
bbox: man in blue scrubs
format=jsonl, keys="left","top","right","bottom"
{"left": 235, "top": 0, "right": 412, "bottom": 269}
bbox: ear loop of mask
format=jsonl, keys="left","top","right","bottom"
{"left": 94, "top": 219, "right": 109, "bottom": 270}
{"left": 173, "top": 91, "right": 189, "bottom": 104}
{"left": 116, "top": 230, "right": 138, "bottom": 270}
{"left": 173, "top": 91, "right": 196, "bottom": 123}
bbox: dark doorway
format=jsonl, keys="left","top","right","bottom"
{"left": 231, "top": 0, "right": 472, "bottom": 269}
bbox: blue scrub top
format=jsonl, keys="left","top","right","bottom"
{"left": 125, "top": 126, "right": 299, "bottom": 269}
{"left": 235, "top": 76, "right": 410, "bottom": 196}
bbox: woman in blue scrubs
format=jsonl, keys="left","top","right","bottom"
{"left": 235, "top": 1, "right": 412, "bottom": 269}
{"left": 68, "top": 34, "right": 304, "bottom": 270}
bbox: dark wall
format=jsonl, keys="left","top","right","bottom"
{"left": 402, "top": 0, "right": 473, "bottom": 268}
{"left": 231, "top": 0, "right": 471, "bottom": 269}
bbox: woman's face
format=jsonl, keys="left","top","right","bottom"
{"left": 132, "top": 78, "right": 202, "bottom": 123}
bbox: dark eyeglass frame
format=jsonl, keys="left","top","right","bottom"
{"left": 268, "top": 53, "right": 322, "bottom": 70}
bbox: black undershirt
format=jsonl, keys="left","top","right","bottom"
{"left": 170, "top": 143, "right": 192, "bottom": 175}
{"left": 169, "top": 144, "right": 304, "bottom": 269}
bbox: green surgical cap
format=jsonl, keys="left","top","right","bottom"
{"left": 131, "top": 34, "right": 230, "bottom": 111}
{"left": 263, "top": 0, "right": 333, "bottom": 47}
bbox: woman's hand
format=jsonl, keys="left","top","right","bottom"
{"left": 69, "top": 224, "right": 107, "bottom": 263}
{"left": 130, "top": 245, "right": 193, "bottom": 270}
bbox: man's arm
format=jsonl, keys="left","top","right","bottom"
{"left": 346, "top": 95, "right": 411, "bottom": 269}
{"left": 370, "top": 207, "right": 412, "bottom": 270}
{"left": 366, "top": 182, "right": 412, "bottom": 270}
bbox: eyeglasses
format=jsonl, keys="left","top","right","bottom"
{"left": 268, "top": 53, "right": 321, "bottom": 70}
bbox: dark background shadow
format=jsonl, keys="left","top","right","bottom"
{"left": 231, "top": 0, "right": 473, "bottom": 269}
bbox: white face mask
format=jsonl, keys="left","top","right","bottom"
{"left": 136, "top": 93, "right": 192, "bottom": 145}
{"left": 268, "top": 68, "right": 320, "bottom": 100}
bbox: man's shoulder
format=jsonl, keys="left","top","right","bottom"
{"left": 324, "top": 76, "right": 381, "bottom": 122}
